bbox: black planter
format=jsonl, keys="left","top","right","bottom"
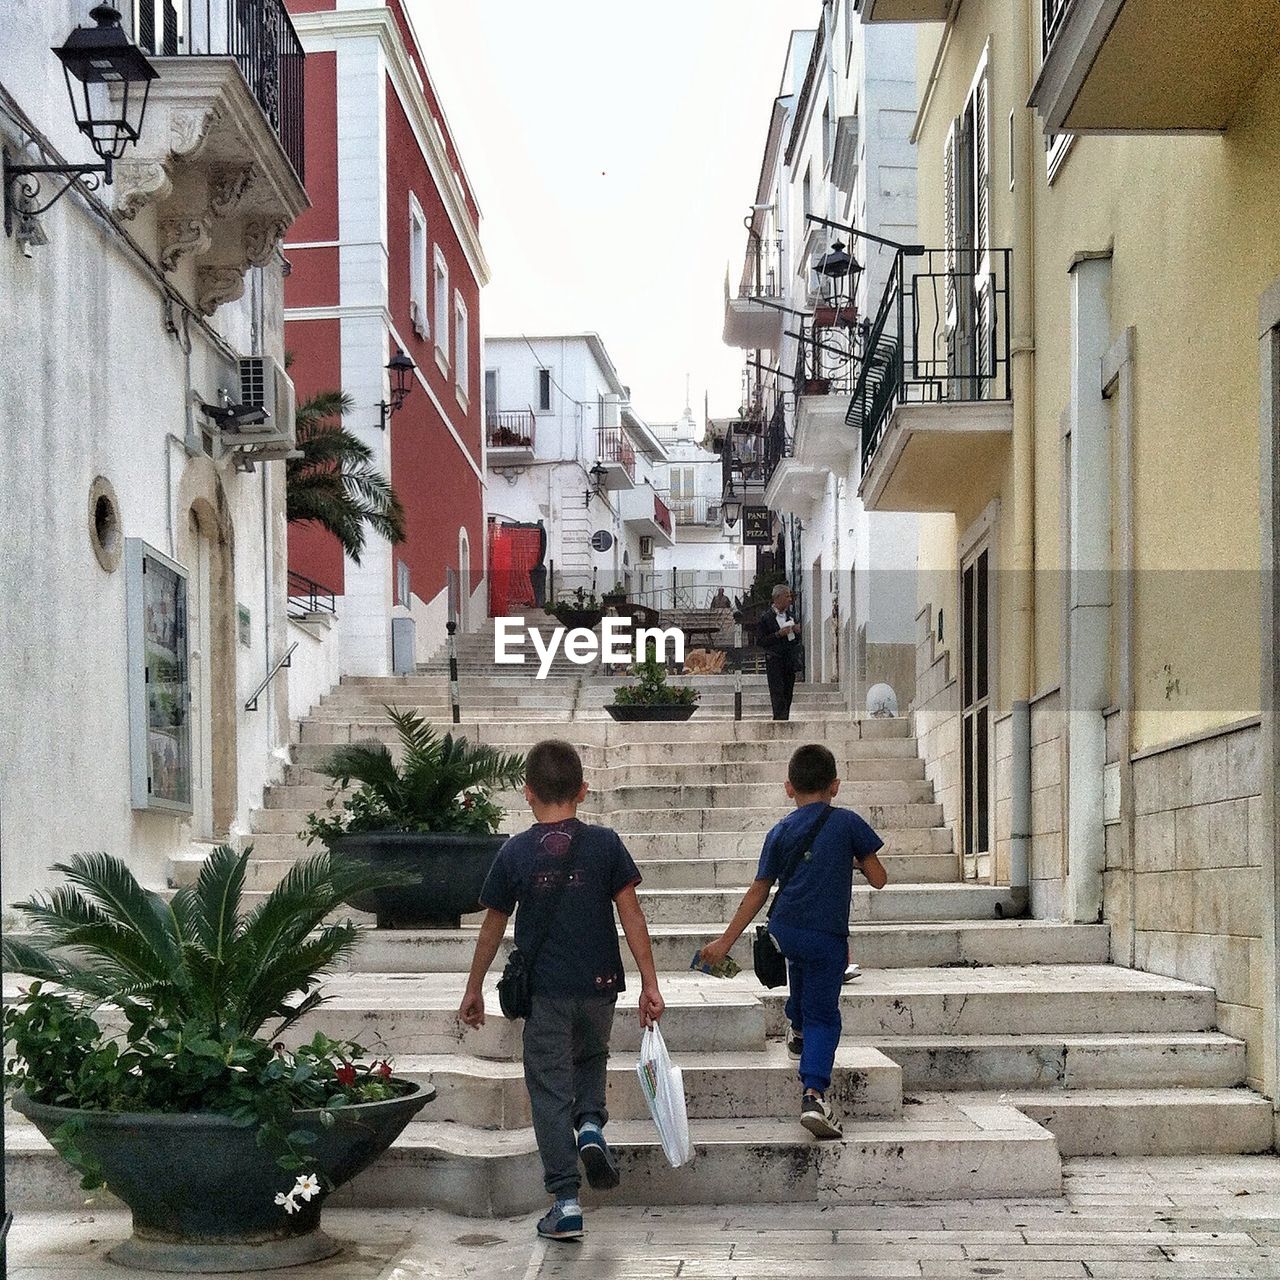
{"left": 330, "top": 830, "right": 506, "bottom": 927}
{"left": 602, "top": 592, "right": 627, "bottom": 607}
{"left": 551, "top": 606, "right": 603, "bottom": 630}
{"left": 14, "top": 1084, "right": 432, "bottom": 1273}
{"left": 604, "top": 703, "right": 699, "bottom": 722}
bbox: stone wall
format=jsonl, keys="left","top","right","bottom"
{"left": 911, "top": 605, "right": 961, "bottom": 867}
{"left": 1104, "top": 719, "right": 1265, "bottom": 1089}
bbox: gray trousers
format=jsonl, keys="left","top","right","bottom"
{"left": 522, "top": 993, "right": 616, "bottom": 1197}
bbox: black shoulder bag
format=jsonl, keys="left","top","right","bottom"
{"left": 752, "top": 805, "right": 834, "bottom": 989}
{"left": 497, "top": 827, "right": 583, "bottom": 1020}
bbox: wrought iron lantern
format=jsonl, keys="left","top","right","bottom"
{"left": 378, "top": 348, "right": 416, "bottom": 429}
{"left": 584, "top": 459, "right": 608, "bottom": 507}
{"left": 813, "top": 241, "right": 862, "bottom": 315}
{"left": 722, "top": 480, "right": 742, "bottom": 529}
{"left": 4, "top": 5, "right": 157, "bottom": 241}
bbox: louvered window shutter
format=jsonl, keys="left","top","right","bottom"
{"left": 975, "top": 73, "right": 990, "bottom": 260}
{"left": 943, "top": 118, "right": 957, "bottom": 326}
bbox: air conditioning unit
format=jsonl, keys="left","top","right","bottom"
{"left": 224, "top": 355, "right": 297, "bottom": 461}
{"left": 705, "top": 503, "right": 721, "bottom": 525}
{"left": 639, "top": 536, "right": 654, "bottom": 561}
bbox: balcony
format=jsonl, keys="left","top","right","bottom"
{"left": 109, "top": 0, "right": 309, "bottom": 315}
{"left": 619, "top": 486, "right": 675, "bottom": 547}
{"left": 486, "top": 410, "right": 536, "bottom": 464}
{"left": 670, "top": 495, "right": 723, "bottom": 527}
{"left": 792, "top": 317, "right": 861, "bottom": 474}
{"left": 762, "top": 398, "right": 826, "bottom": 518}
{"left": 854, "top": 248, "right": 1014, "bottom": 514}
{"left": 1030, "top": 0, "right": 1280, "bottom": 133}
{"left": 723, "top": 238, "right": 785, "bottom": 350}
{"left": 858, "top": 0, "right": 958, "bottom": 22}
{"left": 595, "top": 426, "right": 636, "bottom": 491}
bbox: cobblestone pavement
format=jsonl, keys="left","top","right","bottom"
{"left": 12, "top": 1156, "right": 1280, "bottom": 1279}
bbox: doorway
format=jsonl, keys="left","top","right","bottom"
{"left": 960, "top": 539, "right": 991, "bottom": 875}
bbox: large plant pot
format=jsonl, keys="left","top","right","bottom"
{"left": 605, "top": 703, "right": 699, "bottom": 722}
{"left": 330, "top": 830, "right": 506, "bottom": 927}
{"left": 551, "top": 606, "right": 603, "bottom": 630}
{"left": 14, "top": 1084, "right": 432, "bottom": 1274}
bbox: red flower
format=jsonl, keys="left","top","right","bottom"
{"left": 462, "top": 795, "right": 474, "bottom": 809}
{"left": 336, "top": 1062, "right": 357, "bottom": 1087}
{"left": 376, "top": 1061, "right": 392, "bottom": 1080}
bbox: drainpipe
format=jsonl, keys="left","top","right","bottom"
{"left": 1005, "top": 698, "right": 1031, "bottom": 915}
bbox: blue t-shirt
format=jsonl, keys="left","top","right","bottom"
{"left": 480, "top": 819, "right": 642, "bottom": 999}
{"left": 756, "top": 803, "right": 884, "bottom": 938}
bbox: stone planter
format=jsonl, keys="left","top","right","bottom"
{"left": 14, "top": 1084, "right": 433, "bottom": 1274}
{"left": 604, "top": 703, "right": 699, "bottom": 722}
{"left": 330, "top": 830, "right": 506, "bottom": 927}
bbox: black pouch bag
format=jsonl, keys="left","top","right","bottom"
{"left": 497, "top": 827, "right": 583, "bottom": 1020}
{"left": 752, "top": 805, "right": 834, "bottom": 989}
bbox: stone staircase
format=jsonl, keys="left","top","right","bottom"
{"left": 8, "top": 657, "right": 1272, "bottom": 1215}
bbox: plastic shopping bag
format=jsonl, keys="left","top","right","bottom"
{"left": 636, "top": 1023, "right": 692, "bottom": 1168}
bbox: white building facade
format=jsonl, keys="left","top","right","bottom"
{"left": 723, "top": 3, "right": 920, "bottom": 707}
{"left": 0, "top": 0, "right": 309, "bottom": 908}
{"left": 483, "top": 334, "right": 672, "bottom": 605}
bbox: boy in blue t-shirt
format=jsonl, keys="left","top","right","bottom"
{"left": 697, "top": 743, "right": 887, "bottom": 1139}
{"left": 459, "top": 739, "right": 665, "bottom": 1242}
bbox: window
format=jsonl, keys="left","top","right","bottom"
{"left": 396, "top": 559, "right": 411, "bottom": 607}
{"left": 454, "top": 292, "right": 469, "bottom": 398}
{"left": 432, "top": 246, "right": 449, "bottom": 365}
{"left": 409, "top": 198, "right": 427, "bottom": 337}
{"left": 537, "top": 368, "right": 552, "bottom": 412}
{"left": 802, "top": 165, "right": 813, "bottom": 222}
{"left": 822, "top": 103, "right": 832, "bottom": 173}
{"left": 485, "top": 369, "right": 498, "bottom": 412}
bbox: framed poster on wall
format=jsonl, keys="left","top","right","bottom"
{"left": 126, "top": 539, "right": 193, "bottom": 813}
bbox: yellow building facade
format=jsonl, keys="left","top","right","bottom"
{"left": 855, "top": 0, "right": 1280, "bottom": 1100}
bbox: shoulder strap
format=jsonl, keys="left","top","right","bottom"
{"left": 522, "top": 823, "right": 586, "bottom": 968}
{"left": 766, "top": 805, "right": 834, "bottom": 920}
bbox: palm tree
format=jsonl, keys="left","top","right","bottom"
{"left": 286, "top": 389, "right": 407, "bottom": 565}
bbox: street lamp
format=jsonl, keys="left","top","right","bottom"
{"left": 4, "top": 5, "right": 158, "bottom": 240}
{"left": 584, "top": 459, "right": 608, "bottom": 507}
{"left": 722, "top": 480, "right": 742, "bottom": 529}
{"left": 378, "top": 348, "right": 416, "bottom": 429}
{"left": 813, "top": 241, "right": 861, "bottom": 318}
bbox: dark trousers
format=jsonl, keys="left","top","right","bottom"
{"left": 770, "top": 920, "right": 845, "bottom": 1093}
{"left": 522, "top": 994, "right": 616, "bottom": 1197}
{"left": 766, "top": 657, "right": 796, "bottom": 720}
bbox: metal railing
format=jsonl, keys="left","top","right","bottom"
{"left": 287, "top": 569, "right": 336, "bottom": 618}
{"left": 128, "top": 0, "right": 305, "bottom": 180}
{"left": 596, "top": 426, "right": 636, "bottom": 482}
{"left": 1043, "top": 0, "right": 1075, "bottom": 51}
{"left": 244, "top": 640, "right": 297, "bottom": 711}
{"left": 670, "top": 494, "right": 722, "bottom": 526}
{"left": 796, "top": 315, "right": 858, "bottom": 397}
{"left": 486, "top": 409, "right": 536, "bottom": 449}
{"left": 761, "top": 399, "right": 792, "bottom": 489}
{"left": 652, "top": 491, "right": 673, "bottom": 537}
{"left": 849, "top": 246, "right": 1012, "bottom": 475}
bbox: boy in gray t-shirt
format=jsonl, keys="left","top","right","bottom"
{"left": 460, "top": 739, "right": 665, "bottom": 1242}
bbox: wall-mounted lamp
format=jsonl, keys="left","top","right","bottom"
{"left": 4, "top": 6, "right": 157, "bottom": 246}
{"left": 378, "top": 348, "right": 416, "bottom": 429}
{"left": 584, "top": 458, "right": 608, "bottom": 507}
{"left": 722, "top": 480, "right": 742, "bottom": 529}
{"left": 813, "top": 241, "right": 862, "bottom": 315}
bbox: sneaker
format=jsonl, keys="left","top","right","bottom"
{"left": 800, "top": 1092, "right": 843, "bottom": 1140}
{"left": 577, "top": 1123, "right": 620, "bottom": 1191}
{"left": 537, "top": 1198, "right": 584, "bottom": 1241}
{"left": 786, "top": 1028, "right": 804, "bottom": 1060}
{"left": 843, "top": 962, "right": 862, "bottom": 984}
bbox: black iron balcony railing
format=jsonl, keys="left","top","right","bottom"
{"left": 761, "top": 399, "right": 792, "bottom": 489}
{"left": 487, "top": 409, "right": 536, "bottom": 450}
{"left": 719, "top": 416, "right": 768, "bottom": 502}
{"left": 596, "top": 426, "right": 636, "bottom": 481}
{"left": 129, "top": 0, "right": 305, "bottom": 180}
{"left": 287, "top": 568, "right": 336, "bottom": 618}
{"left": 848, "top": 246, "right": 1012, "bottom": 475}
{"left": 1043, "top": 0, "right": 1074, "bottom": 51}
{"left": 795, "top": 316, "right": 858, "bottom": 397}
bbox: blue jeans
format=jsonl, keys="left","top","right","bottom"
{"left": 769, "top": 920, "right": 845, "bottom": 1094}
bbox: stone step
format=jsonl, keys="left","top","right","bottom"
{"left": 941, "top": 1088, "right": 1273, "bottom": 1157}
{"left": 875, "top": 1032, "right": 1248, "bottom": 1092}
{"left": 411, "top": 1044, "right": 901, "bottom": 1129}
{"left": 349, "top": 924, "right": 1109, "bottom": 976}
{"left": 6, "top": 1103, "right": 1062, "bottom": 1213}
{"left": 584, "top": 803, "right": 945, "bottom": 834}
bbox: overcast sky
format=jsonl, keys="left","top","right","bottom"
{"left": 406, "top": 0, "right": 817, "bottom": 425}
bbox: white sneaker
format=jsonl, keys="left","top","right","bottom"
{"left": 843, "top": 962, "right": 861, "bottom": 983}
{"left": 800, "top": 1092, "right": 842, "bottom": 1140}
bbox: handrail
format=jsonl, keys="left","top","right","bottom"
{"left": 245, "top": 641, "right": 298, "bottom": 711}
{"left": 287, "top": 568, "right": 336, "bottom": 616}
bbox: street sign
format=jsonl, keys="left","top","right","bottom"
{"left": 742, "top": 505, "right": 772, "bottom": 546}
{"left": 590, "top": 529, "right": 614, "bottom": 552}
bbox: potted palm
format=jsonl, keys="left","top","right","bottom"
{"left": 3, "top": 846, "right": 431, "bottom": 1274}
{"left": 605, "top": 642, "right": 700, "bottom": 722}
{"left": 304, "top": 707, "right": 525, "bottom": 927}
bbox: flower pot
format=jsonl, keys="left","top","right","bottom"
{"left": 329, "top": 830, "right": 506, "bottom": 927}
{"left": 604, "top": 703, "right": 699, "bottom": 722}
{"left": 13, "top": 1084, "right": 433, "bottom": 1274}
{"left": 602, "top": 592, "right": 627, "bottom": 607}
{"left": 552, "top": 606, "right": 603, "bottom": 630}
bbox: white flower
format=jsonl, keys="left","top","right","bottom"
{"left": 274, "top": 1192, "right": 298, "bottom": 1215}
{"left": 293, "top": 1174, "right": 321, "bottom": 1202}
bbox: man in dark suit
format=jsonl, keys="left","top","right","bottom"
{"left": 756, "top": 583, "right": 800, "bottom": 720}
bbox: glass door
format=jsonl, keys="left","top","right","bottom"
{"left": 960, "top": 542, "right": 991, "bottom": 870}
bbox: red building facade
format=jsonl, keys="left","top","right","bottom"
{"left": 285, "top": 0, "right": 489, "bottom": 674}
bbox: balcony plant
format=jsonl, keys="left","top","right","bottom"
{"left": 545, "top": 585, "right": 603, "bottom": 631}
{"left": 489, "top": 424, "right": 533, "bottom": 448}
{"left": 303, "top": 707, "right": 525, "bottom": 927}
{"left": 603, "top": 580, "right": 627, "bottom": 607}
{"left": 605, "top": 642, "right": 700, "bottom": 722}
{"left": 2, "top": 846, "right": 430, "bottom": 1273}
